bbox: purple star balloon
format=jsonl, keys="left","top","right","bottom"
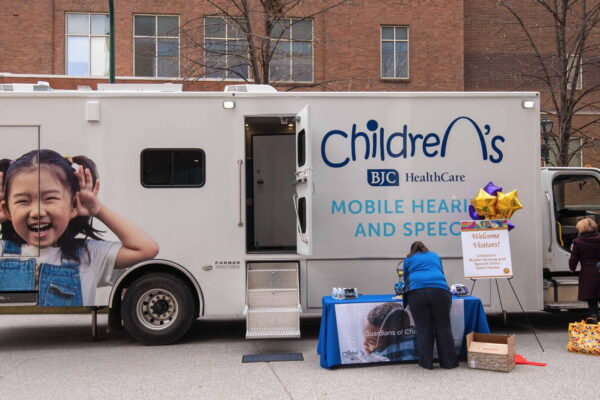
{"left": 468, "top": 205, "right": 484, "bottom": 220}
{"left": 483, "top": 181, "right": 502, "bottom": 196}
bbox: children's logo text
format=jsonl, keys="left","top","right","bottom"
{"left": 320, "top": 117, "right": 505, "bottom": 168}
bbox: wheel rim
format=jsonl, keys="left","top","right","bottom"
{"left": 136, "top": 288, "right": 179, "bottom": 330}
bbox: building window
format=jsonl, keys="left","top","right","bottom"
{"left": 381, "top": 26, "right": 409, "bottom": 79}
{"left": 141, "top": 149, "right": 205, "bottom": 187}
{"left": 204, "top": 17, "right": 249, "bottom": 80}
{"left": 547, "top": 137, "right": 583, "bottom": 167}
{"left": 269, "top": 19, "right": 313, "bottom": 82}
{"left": 134, "top": 15, "right": 180, "bottom": 77}
{"left": 66, "top": 13, "right": 110, "bottom": 76}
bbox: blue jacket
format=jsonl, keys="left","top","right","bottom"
{"left": 404, "top": 251, "right": 449, "bottom": 293}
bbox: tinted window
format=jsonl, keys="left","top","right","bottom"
{"left": 142, "top": 149, "right": 205, "bottom": 187}
{"left": 298, "top": 197, "right": 306, "bottom": 234}
{"left": 297, "top": 129, "right": 306, "bottom": 167}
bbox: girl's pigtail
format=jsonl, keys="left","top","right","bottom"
{"left": 0, "top": 159, "right": 16, "bottom": 240}
{"left": 72, "top": 156, "right": 104, "bottom": 240}
{"left": 72, "top": 155, "right": 99, "bottom": 187}
{"left": 0, "top": 158, "right": 12, "bottom": 178}
{"left": 58, "top": 155, "right": 104, "bottom": 260}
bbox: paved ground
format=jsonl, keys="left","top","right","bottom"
{"left": 0, "top": 310, "right": 598, "bottom": 400}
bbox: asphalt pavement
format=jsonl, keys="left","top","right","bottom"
{"left": 0, "top": 310, "right": 598, "bottom": 400}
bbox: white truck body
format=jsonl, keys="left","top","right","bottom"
{"left": 1, "top": 86, "right": 599, "bottom": 343}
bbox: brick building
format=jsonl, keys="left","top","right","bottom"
{"left": 0, "top": 0, "right": 598, "bottom": 165}
{"left": 465, "top": 0, "right": 600, "bottom": 168}
{"left": 0, "top": 0, "right": 464, "bottom": 91}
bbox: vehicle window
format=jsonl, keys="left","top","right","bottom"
{"left": 298, "top": 196, "right": 306, "bottom": 234}
{"left": 297, "top": 129, "right": 306, "bottom": 167}
{"left": 552, "top": 174, "right": 600, "bottom": 251}
{"left": 141, "top": 149, "right": 205, "bottom": 187}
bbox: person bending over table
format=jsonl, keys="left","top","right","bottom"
{"left": 403, "top": 241, "right": 458, "bottom": 370}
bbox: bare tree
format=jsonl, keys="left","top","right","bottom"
{"left": 491, "top": 0, "right": 600, "bottom": 166}
{"left": 178, "top": 0, "right": 351, "bottom": 88}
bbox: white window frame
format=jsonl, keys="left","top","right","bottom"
{"left": 380, "top": 25, "right": 409, "bottom": 79}
{"left": 203, "top": 16, "right": 249, "bottom": 81}
{"left": 268, "top": 18, "right": 314, "bottom": 83}
{"left": 567, "top": 54, "right": 583, "bottom": 90}
{"left": 65, "top": 13, "right": 110, "bottom": 77}
{"left": 133, "top": 14, "right": 180, "bottom": 78}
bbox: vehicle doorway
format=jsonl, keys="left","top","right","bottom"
{"left": 245, "top": 117, "right": 297, "bottom": 253}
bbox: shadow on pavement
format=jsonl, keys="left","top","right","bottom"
{"left": 487, "top": 309, "right": 590, "bottom": 333}
{"left": 0, "top": 309, "right": 589, "bottom": 350}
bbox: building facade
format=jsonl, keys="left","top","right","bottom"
{"left": 1, "top": 0, "right": 598, "bottom": 166}
{"left": 0, "top": 0, "right": 464, "bottom": 92}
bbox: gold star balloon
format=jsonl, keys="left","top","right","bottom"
{"left": 471, "top": 188, "right": 497, "bottom": 218}
{"left": 495, "top": 190, "right": 523, "bottom": 219}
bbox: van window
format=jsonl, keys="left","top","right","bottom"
{"left": 552, "top": 174, "right": 600, "bottom": 251}
{"left": 141, "top": 149, "right": 205, "bottom": 187}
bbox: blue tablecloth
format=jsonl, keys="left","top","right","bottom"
{"left": 317, "top": 294, "right": 490, "bottom": 369}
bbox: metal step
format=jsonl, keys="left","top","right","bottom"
{"left": 245, "top": 262, "right": 301, "bottom": 339}
{"left": 544, "top": 301, "right": 588, "bottom": 310}
{"left": 553, "top": 277, "right": 578, "bottom": 285}
{"left": 245, "top": 309, "right": 301, "bottom": 339}
{"left": 544, "top": 277, "right": 582, "bottom": 305}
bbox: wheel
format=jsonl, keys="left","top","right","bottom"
{"left": 122, "top": 273, "right": 195, "bottom": 345}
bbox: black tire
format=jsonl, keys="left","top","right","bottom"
{"left": 122, "top": 273, "right": 195, "bottom": 345}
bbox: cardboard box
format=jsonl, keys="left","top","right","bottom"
{"left": 467, "top": 332, "right": 515, "bottom": 372}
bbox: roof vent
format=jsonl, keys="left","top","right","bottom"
{"left": 224, "top": 84, "right": 277, "bottom": 93}
{"left": 96, "top": 83, "right": 182, "bottom": 92}
{"left": 0, "top": 81, "right": 52, "bottom": 92}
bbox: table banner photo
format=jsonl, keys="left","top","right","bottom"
{"left": 334, "top": 300, "right": 465, "bottom": 364}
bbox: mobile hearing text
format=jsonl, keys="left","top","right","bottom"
{"left": 330, "top": 198, "right": 468, "bottom": 238}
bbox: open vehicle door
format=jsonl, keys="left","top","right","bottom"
{"left": 294, "top": 106, "right": 312, "bottom": 255}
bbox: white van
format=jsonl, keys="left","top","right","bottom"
{"left": 0, "top": 84, "right": 598, "bottom": 344}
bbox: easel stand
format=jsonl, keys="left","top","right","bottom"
{"left": 470, "top": 277, "right": 544, "bottom": 352}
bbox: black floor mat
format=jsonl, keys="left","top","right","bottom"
{"left": 242, "top": 353, "right": 304, "bottom": 363}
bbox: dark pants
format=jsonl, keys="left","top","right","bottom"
{"left": 587, "top": 299, "right": 600, "bottom": 316}
{"left": 405, "top": 288, "right": 458, "bottom": 369}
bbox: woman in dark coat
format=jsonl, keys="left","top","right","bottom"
{"left": 568, "top": 217, "right": 600, "bottom": 320}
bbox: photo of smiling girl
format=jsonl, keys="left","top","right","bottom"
{"left": 0, "top": 149, "right": 159, "bottom": 306}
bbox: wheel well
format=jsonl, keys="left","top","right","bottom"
{"left": 109, "top": 263, "right": 203, "bottom": 331}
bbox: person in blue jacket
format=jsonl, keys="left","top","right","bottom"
{"left": 403, "top": 241, "right": 458, "bottom": 370}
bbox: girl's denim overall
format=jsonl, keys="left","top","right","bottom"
{"left": 0, "top": 241, "right": 83, "bottom": 307}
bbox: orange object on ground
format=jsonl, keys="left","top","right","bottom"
{"left": 514, "top": 353, "right": 546, "bottom": 366}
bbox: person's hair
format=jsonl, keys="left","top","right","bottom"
{"left": 0, "top": 159, "right": 11, "bottom": 175}
{"left": 367, "top": 303, "right": 411, "bottom": 348}
{"left": 406, "top": 241, "right": 429, "bottom": 258}
{"left": 0, "top": 149, "right": 103, "bottom": 260}
{"left": 576, "top": 217, "right": 598, "bottom": 234}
